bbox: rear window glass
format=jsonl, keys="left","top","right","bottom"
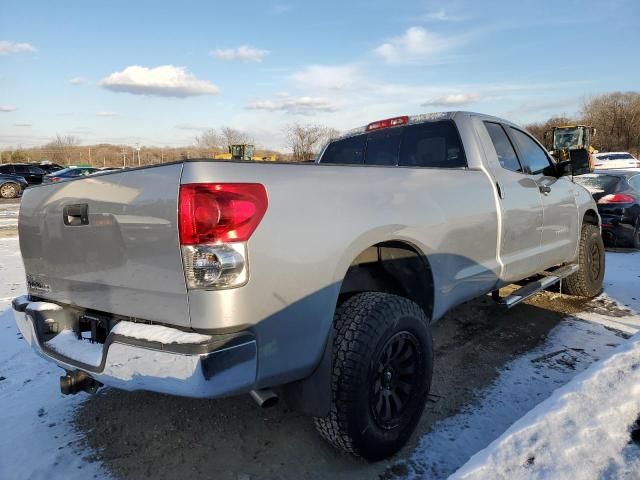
{"left": 365, "top": 127, "right": 402, "bottom": 166}
{"left": 320, "top": 134, "right": 366, "bottom": 164}
{"left": 629, "top": 175, "right": 640, "bottom": 191}
{"left": 597, "top": 153, "right": 634, "bottom": 161}
{"left": 574, "top": 175, "right": 621, "bottom": 194}
{"left": 399, "top": 121, "right": 466, "bottom": 168}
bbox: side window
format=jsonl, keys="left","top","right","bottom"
{"left": 14, "top": 165, "right": 28, "bottom": 174}
{"left": 484, "top": 122, "right": 522, "bottom": 172}
{"left": 320, "top": 135, "right": 366, "bottom": 164}
{"left": 29, "top": 166, "right": 45, "bottom": 174}
{"left": 509, "top": 128, "right": 552, "bottom": 175}
{"left": 0, "top": 165, "right": 12, "bottom": 174}
{"left": 399, "top": 121, "right": 466, "bottom": 168}
{"left": 365, "top": 127, "right": 402, "bottom": 166}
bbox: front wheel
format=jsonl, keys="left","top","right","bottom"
{"left": 0, "top": 182, "right": 19, "bottom": 199}
{"left": 314, "top": 292, "right": 433, "bottom": 461}
{"left": 563, "top": 224, "right": 605, "bottom": 297}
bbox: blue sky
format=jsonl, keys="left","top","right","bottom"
{"left": 1, "top": 0, "right": 639, "bottom": 150}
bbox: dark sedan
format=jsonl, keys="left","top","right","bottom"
{"left": 574, "top": 169, "right": 640, "bottom": 248}
{"left": 0, "top": 173, "right": 29, "bottom": 198}
{"left": 43, "top": 166, "right": 99, "bottom": 183}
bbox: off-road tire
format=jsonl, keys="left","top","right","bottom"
{"left": 0, "top": 182, "right": 19, "bottom": 199}
{"left": 314, "top": 292, "right": 433, "bottom": 461}
{"left": 564, "top": 224, "right": 605, "bottom": 297}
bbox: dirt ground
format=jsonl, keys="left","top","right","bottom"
{"left": 73, "top": 289, "right": 633, "bottom": 480}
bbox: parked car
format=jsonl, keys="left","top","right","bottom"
{"left": 0, "top": 173, "right": 28, "bottom": 198}
{"left": 43, "top": 166, "right": 99, "bottom": 183}
{"left": 37, "top": 162, "right": 65, "bottom": 174}
{"left": 575, "top": 170, "right": 640, "bottom": 248}
{"left": 13, "top": 111, "right": 603, "bottom": 461}
{"left": 593, "top": 152, "right": 640, "bottom": 170}
{"left": 0, "top": 163, "right": 46, "bottom": 185}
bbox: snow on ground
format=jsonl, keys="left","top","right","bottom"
{"left": 406, "top": 251, "right": 640, "bottom": 479}
{"left": 0, "top": 202, "right": 19, "bottom": 229}
{"left": 0, "top": 237, "right": 107, "bottom": 480}
{"left": 450, "top": 332, "right": 640, "bottom": 480}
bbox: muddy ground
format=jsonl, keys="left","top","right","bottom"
{"left": 73, "top": 289, "right": 633, "bottom": 480}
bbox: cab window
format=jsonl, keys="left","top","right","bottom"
{"left": 484, "top": 122, "right": 522, "bottom": 173}
{"left": 509, "top": 128, "right": 553, "bottom": 175}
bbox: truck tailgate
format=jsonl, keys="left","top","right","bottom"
{"left": 18, "top": 163, "right": 190, "bottom": 327}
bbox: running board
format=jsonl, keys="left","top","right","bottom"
{"left": 492, "top": 264, "right": 579, "bottom": 309}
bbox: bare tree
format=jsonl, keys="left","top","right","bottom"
{"left": 582, "top": 92, "right": 640, "bottom": 152}
{"left": 219, "top": 126, "right": 253, "bottom": 147}
{"left": 195, "top": 129, "right": 223, "bottom": 150}
{"left": 284, "top": 123, "right": 336, "bottom": 161}
{"left": 46, "top": 134, "right": 80, "bottom": 164}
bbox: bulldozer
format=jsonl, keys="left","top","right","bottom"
{"left": 546, "top": 125, "right": 597, "bottom": 173}
{"left": 214, "top": 144, "right": 276, "bottom": 161}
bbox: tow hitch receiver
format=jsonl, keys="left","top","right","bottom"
{"left": 60, "top": 370, "right": 102, "bottom": 395}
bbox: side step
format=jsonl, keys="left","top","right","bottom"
{"left": 492, "top": 264, "right": 579, "bottom": 309}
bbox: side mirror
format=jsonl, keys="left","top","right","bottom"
{"left": 557, "top": 149, "right": 591, "bottom": 177}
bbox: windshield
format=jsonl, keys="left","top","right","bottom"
{"left": 596, "top": 153, "right": 635, "bottom": 161}
{"left": 574, "top": 174, "right": 621, "bottom": 194}
{"left": 553, "top": 127, "right": 583, "bottom": 150}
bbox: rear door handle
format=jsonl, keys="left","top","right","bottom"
{"left": 539, "top": 185, "right": 551, "bottom": 194}
{"left": 63, "top": 204, "right": 89, "bottom": 226}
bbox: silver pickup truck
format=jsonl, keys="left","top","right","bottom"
{"left": 13, "top": 111, "right": 603, "bottom": 460}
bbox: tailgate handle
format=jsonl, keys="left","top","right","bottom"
{"left": 63, "top": 204, "right": 89, "bottom": 226}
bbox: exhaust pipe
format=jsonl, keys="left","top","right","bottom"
{"left": 60, "top": 371, "right": 102, "bottom": 395}
{"left": 250, "top": 389, "right": 279, "bottom": 408}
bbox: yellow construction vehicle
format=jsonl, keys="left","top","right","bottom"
{"left": 214, "top": 144, "right": 276, "bottom": 161}
{"left": 546, "top": 125, "right": 598, "bottom": 171}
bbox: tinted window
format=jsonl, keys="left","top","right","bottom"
{"left": 574, "top": 175, "right": 621, "bottom": 194}
{"left": 0, "top": 165, "right": 13, "bottom": 174}
{"left": 399, "top": 121, "right": 466, "bottom": 168}
{"left": 597, "top": 153, "right": 634, "bottom": 161}
{"left": 321, "top": 135, "right": 366, "bottom": 164}
{"left": 510, "top": 128, "right": 552, "bottom": 174}
{"left": 628, "top": 175, "right": 640, "bottom": 191}
{"left": 484, "top": 122, "right": 522, "bottom": 172}
{"left": 365, "top": 127, "right": 402, "bottom": 166}
{"left": 13, "top": 165, "right": 28, "bottom": 173}
{"left": 28, "top": 166, "right": 45, "bottom": 174}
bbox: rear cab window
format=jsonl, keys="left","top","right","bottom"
{"left": 319, "top": 120, "right": 467, "bottom": 168}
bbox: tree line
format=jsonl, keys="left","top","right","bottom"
{"left": 525, "top": 91, "right": 640, "bottom": 154}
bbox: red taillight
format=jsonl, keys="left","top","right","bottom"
{"left": 366, "top": 115, "right": 408, "bottom": 132}
{"left": 179, "top": 183, "right": 268, "bottom": 245}
{"left": 598, "top": 194, "right": 635, "bottom": 204}
{"left": 50, "top": 177, "right": 61, "bottom": 182}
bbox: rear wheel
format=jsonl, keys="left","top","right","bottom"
{"left": 564, "top": 224, "right": 605, "bottom": 297}
{"left": 314, "top": 292, "right": 433, "bottom": 461}
{"left": 0, "top": 182, "right": 19, "bottom": 199}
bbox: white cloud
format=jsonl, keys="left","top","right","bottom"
{"left": 96, "top": 111, "right": 119, "bottom": 117}
{"left": 14, "top": 122, "right": 32, "bottom": 127}
{"left": 291, "top": 64, "right": 361, "bottom": 91}
{"left": 69, "top": 77, "right": 88, "bottom": 86}
{"left": 210, "top": 46, "right": 269, "bottom": 62}
{"left": 100, "top": 65, "right": 219, "bottom": 97}
{"left": 421, "top": 93, "right": 481, "bottom": 107}
{"left": 374, "top": 26, "right": 460, "bottom": 65}
{"left": 246, "top": 95, "right": 338, "bottom": 114}
{"left": 0, "top": 105, "right": 17, "bottom": 112}
{"left": 175, "top": 123, "right": 209, "bottom": 131}
{"left": 0, "top": 41, "right": 36, "bottom": 55}
{"left": 423, "top": 9, "right": 464, "bottom": 21}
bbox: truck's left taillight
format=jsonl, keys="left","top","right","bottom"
{"left": 179, "top": 183, "right": 268, "bottom": 289}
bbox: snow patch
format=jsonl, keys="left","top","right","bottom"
{"left": 45, "top": 330, "right": 103, "bottom": 367}
{"left": 451, "top": 332, "right": 640, "bottom": 480}
{"left": 111, "top": 320, "right": 212, "bottom": 344}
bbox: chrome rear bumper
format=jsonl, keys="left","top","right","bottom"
{"left": 12, "top": 296, "right": 257, "bottom": 398}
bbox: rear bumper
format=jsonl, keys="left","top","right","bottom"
{"left": 12, "top": 296, "right": 257, "bottom": 398}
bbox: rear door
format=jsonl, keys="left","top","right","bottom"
{"left": 18, "top": 163, "right": 191, "bottom": 327}
{"left": 479, "top": 121, "right": 544, "bottom": 282}
{"left": 507, "top": 127, "right": 578, "bottom": 267}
